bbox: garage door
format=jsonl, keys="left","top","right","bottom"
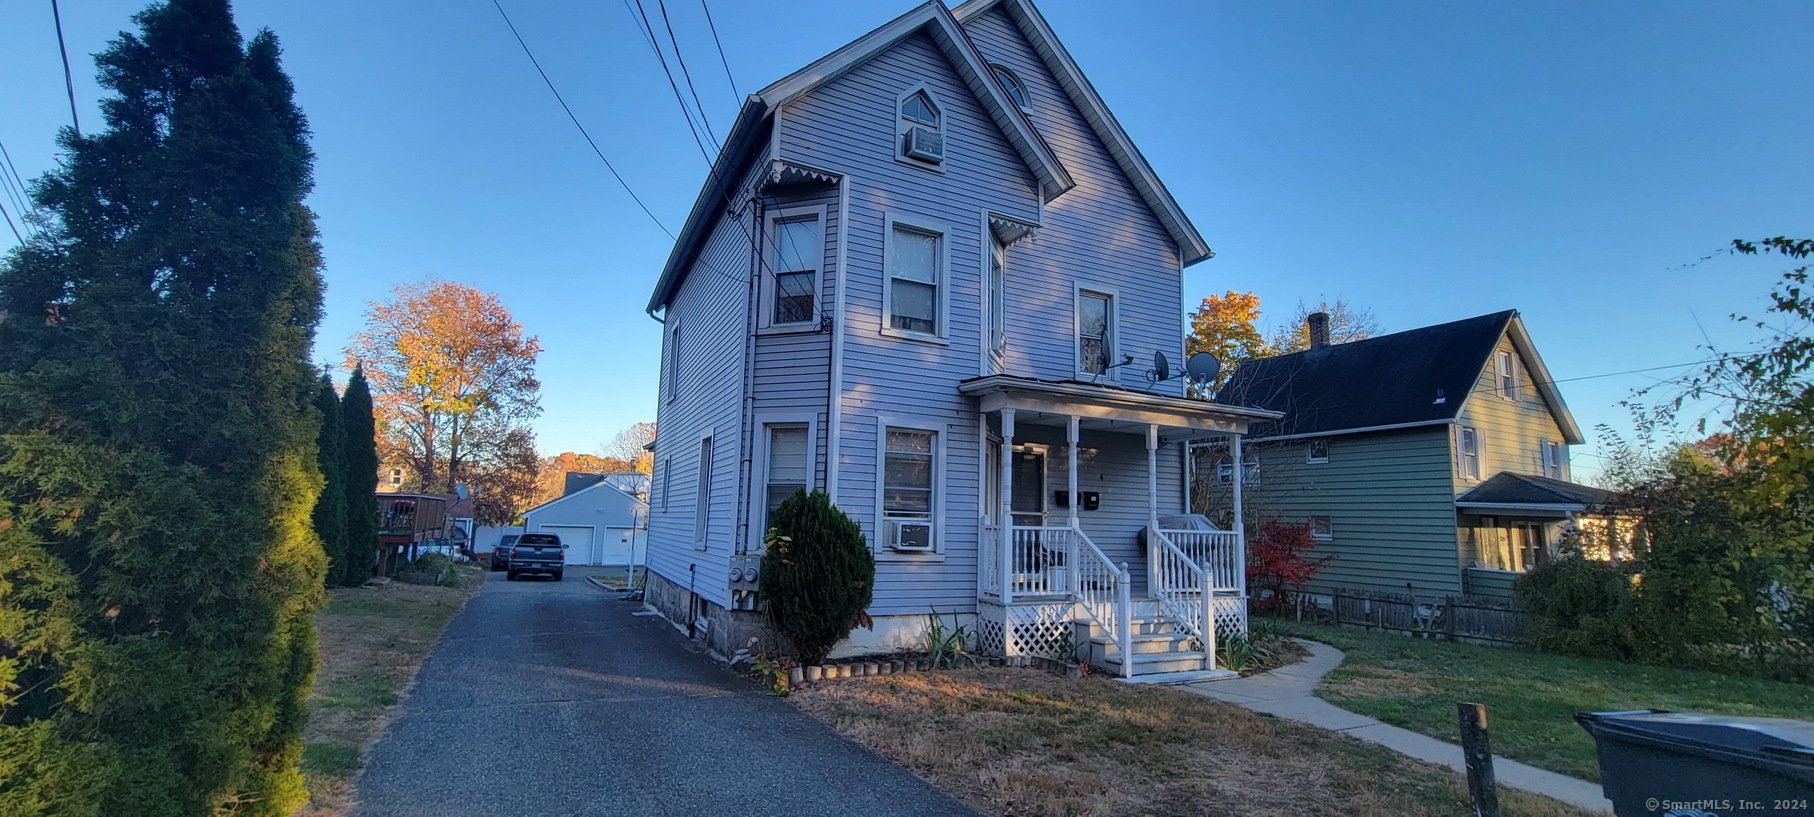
{"left": 598, "top": 528, "right": 635, "bottom": 566}
{"left": 538, "top": 526, "right": 596, "bottom": 565}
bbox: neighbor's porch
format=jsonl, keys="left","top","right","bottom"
{"left": 957, "top": 376, "right": 1282, "bottom": 676}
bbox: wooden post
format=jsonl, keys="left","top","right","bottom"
{"left": 1457, "top": 702, "right": 1500, "bottom": 817}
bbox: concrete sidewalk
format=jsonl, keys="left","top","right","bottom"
{"left": 1185, "top": 641, "right": 1614, "bottom": 813}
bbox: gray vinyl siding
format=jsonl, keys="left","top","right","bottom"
{"left": 1210, "top": 428, "right": 1463, "bottom": 597}
{"left": 963, "top": 8, "right": 1186, "bottom": 394}
{"left": 647, "top": 159, "right": 771, "bottom": 608}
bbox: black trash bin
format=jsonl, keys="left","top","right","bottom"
{"left": 1577, "top": 710, "right": 1814, "bottom": 816}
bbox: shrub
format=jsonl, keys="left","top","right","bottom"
{"left": 759, "top": 490, "right": 874, "bottom": 665}
{"left": 1246, "top": 520, "right": 1332, "bottom": 613}
{"left": 1517, "top": 557, "right": 1638, "bottom": 661}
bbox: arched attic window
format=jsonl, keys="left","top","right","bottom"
{"left": 990, "top": 64, "right": 1029, "bottom": 112}
{"left": 897, "top": 87, "right": 945, "bottom": 165}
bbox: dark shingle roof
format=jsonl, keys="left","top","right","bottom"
{"left": 1456, "top": 472, "right": 1612, "bottom": 508}
{"left": 1217, "top": 310, "right": 1516, "bottom": 438}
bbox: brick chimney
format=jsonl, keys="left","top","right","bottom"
{"left": 1307, "top": 311, "right": 1331, "bottom": 349}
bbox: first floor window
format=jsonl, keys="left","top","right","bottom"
{"left": 694, "top": 437, "right": 713, "bottom": 547}
{"left": 763, "top": 425, "right": 809, "bottom": 532}
{"left": 889, "top": 225, "right": 940, "bottom": 334}
{"left": 882, "top": 427, "right": 935, "bottom": 549}
{"left": 1458, "top": 426, "right": 1481, "bottom": 480}
{"left": 1078, "top": 289, "right": 1112, "bottom": 375}
{"left": 1309, "top": 516, "right": 1332, "bottom": 540}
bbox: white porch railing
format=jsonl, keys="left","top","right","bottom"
{"left": 979, "top": 522, "right": 1134, "bottom": 677}
{"left": 1159, "top": 529, "right": 1243, "bottom": 592}
{"left": 1148, "top": 529, "right": 1216, "bottom": 672}
{"left": 1070, "top": 528, "right": 1134, "bottom": 679}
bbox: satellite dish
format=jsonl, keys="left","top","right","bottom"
{"left": 1153, "top": 351, "right": 1172, "bottom": 382}
{"left": 1185, "top": 353, "right": 1221, "bottom": 384}
{"left": 454, "top": 483, "right": 470, "bottom": 500}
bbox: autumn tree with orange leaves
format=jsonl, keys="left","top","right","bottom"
{"left": 346, "top": 281, "right": 543, "bottom": 495}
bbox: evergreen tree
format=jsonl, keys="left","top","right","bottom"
{"left": 340, "top": 364, "right": 381, "bottom": 586}
{"left": 759, "top": 490, "right": 875, "bottom": 665}
{"left": 0, "top": 1, "right": 325, "bottom": 814}
{"left": 312, "top": 374, "right": 349, "bottom": 586}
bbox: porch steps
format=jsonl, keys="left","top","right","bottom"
{"left": 1115, "top": 668, "right": 1240, "bottom": 686}
{"left": 1099, "top": 649, "right": 1213, "bottom": 676}
{"left": 1085, "top": 616, "right": 1219, "bottom": 677}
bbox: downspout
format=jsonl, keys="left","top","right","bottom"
{"left": 826, "top": 176, "right": 850, "bottom": 500}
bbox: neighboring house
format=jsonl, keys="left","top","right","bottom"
{"left": 1212, "top": 309, "right": 1609, "bottom": 601}
{"left": 521, "top": 481, "right": 649, "bottom": 567}
{"left": 642, "top": 0, "right": 1278, "bottom": 679}
{"left": 375, "top": 492, "right": 448, "bottom": 576}
{"left": 563, "top": 470, "right": 652, "bottom": 500}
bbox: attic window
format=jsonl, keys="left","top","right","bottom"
{"left": 898, "top": 88, "right": 946, "bottom": 166}
{"left": 991, "top": 64, "right": 1029, "bottom": 111}
{"left": 901, "top": 91, "right": 939, "bottom": 127}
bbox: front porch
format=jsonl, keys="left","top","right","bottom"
{"left": 957, "top": 375, "right": 1281, "bottom": 679}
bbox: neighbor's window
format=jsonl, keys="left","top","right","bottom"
{"left": 694, "top": 436, "right": 713, "bottom": 548}
{"left": 763, "top": 425, "right": 809, "bottom": 532}
{"left": 882, "top": 428, "right": 936, "bottom": 535}
{"left": 771, "top": 215, "right": 820, "bottom": 325}
{"left": 1216, "top": 448, "right": 1260, "bottom": 485}
{"left": 1309, "top": 516, "right": 1332, "bottom": 540}
{"left": 987, "top": 236, "right": 1006, "bottom": 356}
{"left": 1497, "top": 351, "right": 1519, "bottom": 400}
{"left": 1541, "top": 440, "right": 1565, "bottom": 480}
{"left": 1306, "top": 438, "right": 1329, "bottom": 463}
{"left": 1077, "top": 289, "right": 1113, "bottom": 376}
{"left": 888, "top": 224, "right": 941, "bottom": 335}
{"left": 1458, "top": 426, "right": 1481, "bottom": 480}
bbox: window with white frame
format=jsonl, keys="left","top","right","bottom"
{"left": 1541, "top": 440, "right": 1565, "bottom": 479}
{"left": 1458, "top": 426, "right": 1482, "bottom": 480}
{"left": 661, "top": 457, "right": 671, "bottom": 511}
{"left": 990, "top": 63, "right": 1029, "bottom": 111}
{"left": 762, "top": 425, "right": 809, "bottom": 533}
{"left": 1497, "top": 351, "right": 1519, "bottom": 400}
{"left": 768, "top": 211, "right": 820, "bottom": 326}
{"left": 886, "top": 220, "right": 942, "bottom": 336}
{"left": 694, "top": 436, "right": 712, "bottom": 548}
{"left": 1309, "top": 515, "right": 1333, "bottom": 540}
{"left": 1307, "top": 438, "right": 1330, "bottom": 463}
{"left": 987, "top": 236, "right": 1006, "bottom": 356}
{"left": 897, "top": 89, "right": 943, "bottom": 165}
{"left": 1216, "top": 447, "right": 1260, "bottom": 485}
{"left": 665, "top": 323, "right": 681, "bottom": 404}
{"left": 881, "top": 427, "right": 936, "bottom": 551}
{"left": 1077, "top": 289, "right": 1113, "bottom": 376}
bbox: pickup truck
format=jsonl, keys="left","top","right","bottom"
{"left": 505, "top": 533, "right": 565, "bottom": 582}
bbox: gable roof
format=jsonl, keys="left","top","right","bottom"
{"left": 1218, "top": 310, "right": 1584, "bottom": 444}
{"left": 952, "top": 0, "right": 1212, "bottom": 266}
{"left": 520, "top": 479, "right": 646, "bottom": 518}
{"left": 647, "top": 2, "right": 1073, "bottom": 314}
{"left": 1457, "top": 471, "right": 1611, "bottom": 511}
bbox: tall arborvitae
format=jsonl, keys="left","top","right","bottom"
{"left": 340, "top": 364, "right": 381, "bottom": 586}
{"left": 0, "top": 1, "right": 325, "bottom": 814}
{"left": 312, "top": 375, "right": 349, "bottom": 586}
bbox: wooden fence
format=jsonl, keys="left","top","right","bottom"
{"left": 1329, "top": 588, "right": 1529, "bottom": 645}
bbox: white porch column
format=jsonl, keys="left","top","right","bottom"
{"left": 1232, "top": 433, "right": 1246, "bottom": 601}
{"left": 1066, "top": 415, "right": 1081, "bottom": 596}
{"left": 1146, "top": 424, "right": 1160, "bottom": 599}
{"left": 999, "top": 409, "right": 1016, "bottom": 608}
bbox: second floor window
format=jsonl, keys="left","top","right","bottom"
{"left": 1541, "top": 440, "right": 1565, "bottom": 479}
{"left": 1458, "top": 426, "right": 1482, "bottom": 480}
{"left": 1307, "top": 438, "right": 1330, "bottom": 463}
{"left": 1216, "top": 448, "right": 1260, "bottom": 485}
{"left": 1077, "top": 289, "right": 1113, "bottom": 375}
{"left": 988, "top": 237, "right": 1006, "bottom": 356}
{"left": 889, "top": 225, "right": 940, "bottom": 335}
{"left": 771, "top": 214, "right": 820, "bottom": 325}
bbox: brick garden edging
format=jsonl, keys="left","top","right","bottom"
{"left": 786, "top": 654, "right": 1086, "bottom": 688}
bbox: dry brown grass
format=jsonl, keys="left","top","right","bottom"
{"left": 296, "top": 568, "right": 484, "bottom": 816}
{"left": 790, "top": 669, "right": 1594, "bottom": 817}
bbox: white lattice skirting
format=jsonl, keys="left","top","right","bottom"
{"left": 1213, "top": 595, "right": 1249, "bottom": 636}
{"left": 976, "top": 600, "right": 1075, "bottom": 658}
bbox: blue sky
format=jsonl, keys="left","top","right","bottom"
{"left": 3, "top": 1, "right": 1810, "bottom": 480}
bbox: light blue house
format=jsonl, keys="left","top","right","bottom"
{"left": 643, "top": 0, "right": 1277, "bottom": 680}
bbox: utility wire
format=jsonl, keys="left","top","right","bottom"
{"left": 629, "top": 0, "right": 716, "bottom": 165}
{"left": 697, "top": 0, "right": 740, "bottom": 104}
{"left": 655, "top": 0, "right": 718, "bottom": 145}
{"left": 50, "top": 0, "right": 81, "bottom": 136}
{"left": 0, "top": 200, "right": 24, "bottom": 245}
{"left": 489, "top": 0, "right": 674, "bottom": 239}
{"left": 0, "top": 140, "right": 32, "bottom": 224}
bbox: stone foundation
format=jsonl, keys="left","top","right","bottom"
{"left": 643, "top": 568, "right": 773, "bottom": 659}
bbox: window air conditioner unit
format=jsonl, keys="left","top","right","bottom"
{"left": 886, "top": 519, "right": 934, "bottom": 552}
{"left": 903, "top": 127, "right": 944, "bottom": 163}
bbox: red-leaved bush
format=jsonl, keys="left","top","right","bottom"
{"left": 1246, "top": 520, "right": 1333, "bottom": 612}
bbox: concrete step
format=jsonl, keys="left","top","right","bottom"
{"left": 1080, "top": 617, "right": 1182, "bottom": 637}
{"left": 1098, "top": 650, "right": 1211, "bottom": 676}
{"left": 1091, "top": 632, "right": 1196, "bottom": 655}
{"left": 1115, "top": 668, "right": 1239, "bottom": 686}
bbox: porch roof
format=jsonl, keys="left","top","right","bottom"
{"left": 957, "top": 375, "right": 1282, "bottom": 443}
{"left": 1455, "top": 471, "right": 1612, "bottom": 514}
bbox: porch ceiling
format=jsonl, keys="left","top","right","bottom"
{"left": 958, "top": 375, "right": 1282, "bottom": 444}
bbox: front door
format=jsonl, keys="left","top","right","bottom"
{"left": 1011, "top": 447, "right": 1046, "bottom": 528}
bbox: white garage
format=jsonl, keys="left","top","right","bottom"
{"left": 520, "top": 479, "right": 648, "bottom": 567}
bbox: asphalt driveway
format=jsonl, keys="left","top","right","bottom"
{"left": 352, "top": 567, "right": 976, "bottom": 817}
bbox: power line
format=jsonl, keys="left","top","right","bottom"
{"left": 655, "top": 0, "right": 719, "bottom": 145}
{"left": 0, "top": 200, "right": 24, "bottom": 245}
{"left": 629, "top": 0, "right": 716, "bottom": 165}
{"left": 696, "top": 0, "right": 740, "bottom": 104}
{"left": 50, "top": 0, "right": 81, "bottom": 136}
{"left": 0, "top": 140, "right": 32, "bottom": 224}
{"left": 489, "top": 0, "right": 674, "bottom": 239}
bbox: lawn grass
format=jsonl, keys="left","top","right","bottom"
{"left": 790, "top": 668, "right": 1594, "bottom": 817}
{"left": 297, "top": 566, "right": 485, "bottom": 816}
{"left": 1274, "top": 621, "right": 1814, "bottom": 783}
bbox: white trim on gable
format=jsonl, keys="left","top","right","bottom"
{"left": 519, "top": 480, "right": 647, "bottom": 518}
{"left": 952, "top": 0, "right": 1212, "bottom": 265}
{"left": 1503, "top": 315, "right": 1584, "bottom": 444}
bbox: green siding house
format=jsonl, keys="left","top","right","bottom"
{"left": 1207, "top": 310, "right": 1607, "bottom": 600}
